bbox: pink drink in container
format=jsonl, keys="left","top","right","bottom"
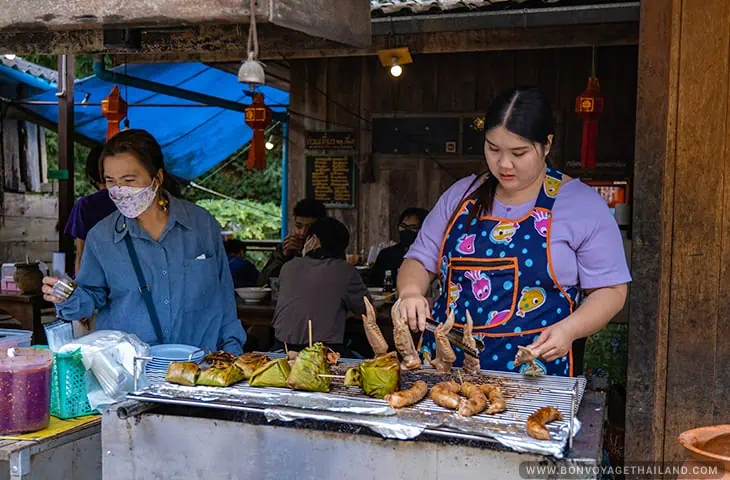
{"left": 0, "top": 348, "right": 53, "bottom": 434}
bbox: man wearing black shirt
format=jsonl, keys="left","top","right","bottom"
{"left": 369, "top": 207, "right": 429, "bottom": 287}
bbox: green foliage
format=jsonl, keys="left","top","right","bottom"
{"left": 184, "top": 123, "right": 283, "bottom": 206}
{"left": 197, "top": 198, "right": 281, "bottom": 269}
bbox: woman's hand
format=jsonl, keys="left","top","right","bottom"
{"left": 397, "top": 293, "right": 431, "bottom": 332}
{"left": 41, "top": 276, "right": 65, "bottom": 304}
{"left": 529, "top": 322, "right": 576, "bottom": 363}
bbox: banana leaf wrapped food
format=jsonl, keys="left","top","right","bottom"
{"left": 233, "top": 353, "right": 270, "bottom": 380}
{"left": 344, "top": 352, "right": 400, "bottom": 399}
{"left": 196, "top": 364, "right": 247, "bottom": 387}
{"left": 287, "top": 342, "right": 331, "bottom": 392}
{"left": 248, "top": 358, "right": 291, "bottom": 388}
{"left": 166, "top": 361, "right": 201, "bottom": 386}
{"left": 204, "top": 351, "right": 237, "bottom": 369}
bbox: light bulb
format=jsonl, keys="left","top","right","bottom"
{"left": 265, "top": 141, "right": 274, "bottom": 150}
{"left": 390, "top": 64, "right": 403, "bottom": 77}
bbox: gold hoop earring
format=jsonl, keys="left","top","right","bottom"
{"left": 158, "top": 195, "right": 169, "bottom": 212}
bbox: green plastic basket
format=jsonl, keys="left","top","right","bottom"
{"left": 50, "top": 349, "right": 97, "bottom": 419}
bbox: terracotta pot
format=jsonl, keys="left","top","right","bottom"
{"left": 679, "top": 425, "right": 730, "bottom": 479}
{"left": 13, "top": 263, "right": 43, "bottom": 294}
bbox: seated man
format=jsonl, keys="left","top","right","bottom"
{"left": 257, "top": 198, "right": 327, "bottom": 286}
{"left": 224, "top": 239, "right": 260, "bottom": 288}
{"left": 369, "top": 207, "right": 429, "bottom": 287}
{"left": 272, "top": 217, "right": 370, "bottom": 356}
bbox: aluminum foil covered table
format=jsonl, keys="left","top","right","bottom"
{"left": 102, "top": 359, "right": 606, "bottom": 480}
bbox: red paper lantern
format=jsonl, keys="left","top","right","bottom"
{"left": 101, "top": 85, "right": 128, "bottom": 140}
{"left": 244, "top": 92, "right": 272, "bottom": 170}
{"left": 575, "top": 77, "right": 604, "bottom": 170}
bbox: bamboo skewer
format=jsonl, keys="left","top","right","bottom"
{"left": 317, "top": 374, "right": 346, "bottom": 379}
{"left": 308, "top": 320, "right": 313, "bottom": 348}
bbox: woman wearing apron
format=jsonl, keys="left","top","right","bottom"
{"left": 396, "top": 87, "right": 631, "bottom": 376}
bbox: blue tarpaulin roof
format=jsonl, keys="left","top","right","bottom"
{"left": 19, "top": 62, "right": 289, "bottom": 180}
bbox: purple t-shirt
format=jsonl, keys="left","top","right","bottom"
{"left": 405, "top": 174, "right": 631, "bottom": 289}
{"left": 64, "top": 189, "right": 118, "bottom": 240}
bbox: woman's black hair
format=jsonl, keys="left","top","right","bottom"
{"left": 85, "top": 145, "right": 105, "bottom": 189}
{"left": 100, "top": 129, "right": 181, "bottom": 197}
{"left": 306, "top": 217, "right": 350, "bottom": 260}
{"left": 468, "top": 87, "right": 554, "bottom": 220}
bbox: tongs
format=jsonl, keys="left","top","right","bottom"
{"left": 424, "top": 317, "right": 484, "bottom": 359}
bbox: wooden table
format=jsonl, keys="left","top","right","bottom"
{"left": 237, "top": 300, "right": 395, "bottom": 354}
{"left": 0, "top": 293, "right": 50, "bottom": 345}
{"left": 0, "top": 418, "right": 101, "bottom": 480}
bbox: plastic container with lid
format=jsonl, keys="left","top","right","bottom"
{"left": 0, "top": 347, "right": 53, "bottom": 435}
{"left": 1, "top": 263, "right": 19, "bottom": 293}
{"left": 0, "top": 329, "right": 33, "bottom": 350}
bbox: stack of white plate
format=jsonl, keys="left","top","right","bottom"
{"left": 146, "top": 344, "right": 205, "bottom": 374}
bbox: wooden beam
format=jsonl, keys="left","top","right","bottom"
{"left": 626, "top": 0, "right": 730, "bottom": 465}
{"left": 0, "top": 22, "right": 637, "bottom": 60}
{"left": 57, "top": 55, "right": 75, "bottom": 276}
{"left": 0, "top": 0, "right": 369, "bottom": 47}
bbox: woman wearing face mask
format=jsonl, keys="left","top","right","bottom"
{"left": 41, "top": 129, "right": 246, "bottom": 354}
{"left": 397, "top": 87, "right": 630, "bottom": 376}
{"left": 369, "top": 207, "right": 429, "bottom": 287}
{"left": 271, "top": 217, "right": 370, "bottom": 357}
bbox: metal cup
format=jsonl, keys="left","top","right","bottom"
{"left": 52, "top": 274, "right": 77, "bottom": 301}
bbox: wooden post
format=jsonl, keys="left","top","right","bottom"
{"left": 626, "top": 0, "right": 730, "bottom": 464}
{"left": 57, "top": 54, "right": 75, "bottom": 275}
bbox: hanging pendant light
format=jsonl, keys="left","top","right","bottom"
{"left": 377, "top": 47, "right": 412, "bottom": 78}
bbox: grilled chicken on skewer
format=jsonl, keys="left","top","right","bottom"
{"left": 428, "top": 311, "right": 456, "bottom": 373}
{"left": 391, "top": 300, "right": 422, "bottom": 370}
{"left": 462, "top": 310, "right": 480, "bottom": 374}
{"left": 362, "top": 296, "right": 389, "bottom": 357}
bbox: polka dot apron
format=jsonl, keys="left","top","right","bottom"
{"left": 422, "top": 167, "right": 580, "bottom": 376}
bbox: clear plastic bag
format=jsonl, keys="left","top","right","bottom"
{"left": 58, "top": 330, "right": 150, "bottom": 409}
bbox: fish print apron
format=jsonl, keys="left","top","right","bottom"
{"left": 422, "top": 167, "right": 580, "bottom": 376}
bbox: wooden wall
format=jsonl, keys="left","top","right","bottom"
{"left": 0, "top": 192, "right": 58, "bottom": 263}
{"left": 287, "top": 46, "right": 638, "bottom": 253}
{"left": 0, "top": 114, "right": 54, "bottom": 264}
{"left": 1, "top": 120, "right": 48, "bottom": 193}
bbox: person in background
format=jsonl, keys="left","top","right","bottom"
{"left": 257, "top": 198, "right": 327, "bottom": 286}
{"left": 224, "top": 239, "right": 260, "bottom": 288}
{"left": 64, "top": 145, "right": 118, "bottom": 275}
{"left": 272, "top": 217, "right": 370, "bottom": 357}
{"left": 42, "top": 129, "right": 246, "bottom": 354}
{"left": 369, "top": 207, "right": 429, "bottom": 287}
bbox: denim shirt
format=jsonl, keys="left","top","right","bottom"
{"left": 56, "top": 195, "right": 246, "bottom": 354}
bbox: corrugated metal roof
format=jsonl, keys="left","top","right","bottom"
{"left": 0, "top": 56, "right": 57, "bottom": 83}
{"left": 370, "top": 0, "right": 628, "bottom": 16}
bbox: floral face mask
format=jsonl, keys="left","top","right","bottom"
{"left": 109, "top": 180, "right": 159, "bottom": 218}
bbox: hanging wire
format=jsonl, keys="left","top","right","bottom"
{"left": 187, "top": 181, "right": 280, "bottom": 219}
{"left": 591, "top": 45, "right": 597, "bottom": 77}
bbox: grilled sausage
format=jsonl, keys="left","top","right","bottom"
{"left": 385, "top": 380, "right": 429, "bottom": 408}
{"left": 526, "top": 406, "right": 563, "bottom": 440}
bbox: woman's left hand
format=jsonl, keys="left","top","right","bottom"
{"left": 529, "top": 322, "right": 576, "bottom": 363}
